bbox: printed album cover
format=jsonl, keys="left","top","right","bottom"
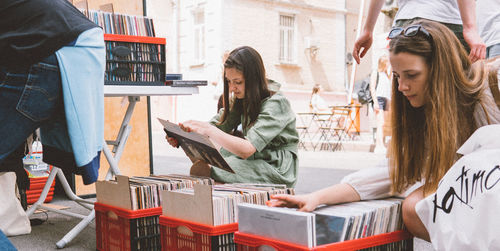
{"left": 238, "top": 203, "right": 316, "bottom": 248}
{"left": 158, "top": 118, "right": 234, "bottom": 173}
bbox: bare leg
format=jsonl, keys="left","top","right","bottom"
{"left": 189, "top": 160, "right": 212, "bottom": 177}
{"left": 402, "top": 186, "right": 430, "bottom": 241}
{"left": 374, "top": 109, "right": 386, "bottom": 153}
{"left": 382, "top": 110, "right": 390, "bottom": 146}
{"left": 376, "top": 111, "right": 385, "bottom": 146}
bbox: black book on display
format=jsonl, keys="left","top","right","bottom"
{"left": 158, "top": 118, "right": 235, "bottom": 173}
{"left": 165, "top": 80, "right": 208, "bottom": 87}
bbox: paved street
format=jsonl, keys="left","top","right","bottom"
{"left": 152, "top": 130, "right": 384, "bottom": 195}
{"left": 153, "top": 147, "right": 384, "bottom": 194}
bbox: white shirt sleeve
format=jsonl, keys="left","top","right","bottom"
{"left": 310, "top": 94, "right": 328, "bottom": 112}
{"left": 340, "top": 158, "right": 393, "bottom": 200}
{"left": 342, "top": 158, "right": 425, "bottom": 200}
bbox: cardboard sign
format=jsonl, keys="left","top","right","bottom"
{"left": 161, "top": 184, "right": 214, "bottom": 225}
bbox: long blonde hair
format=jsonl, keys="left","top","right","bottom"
{"left": 388, "top": 20, "right": 495, "bottom": 194}
{"left": 377, "top": 55, "right": 389, "bottom": 76}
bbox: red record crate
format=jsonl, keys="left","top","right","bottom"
{"left": 159, "top": 215, "right": 238, "bottom": 251}
{"left": 26, "top": 175, "right": 56, "bottom": 204}
{"left": 95, "top": 202, "right": 162, "bottom": 251}
{"left": 234, "top": 230, "right": 413, "bottom": 251}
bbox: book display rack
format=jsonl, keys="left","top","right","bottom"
{"left": 104, "top": 34, "right": 166, "bottom": 86}
{"left": 83, "top": 10, "right": 156, "bottom": 37}
{"left": 236, "top": 198, "right": 413, "bottom": 250}
{"left": 234, "top": 230, "right": 413, "bottom": 251}
{"left": 95, "top": 177, "right": 293, "bottom": 249}
{"left": 82, "top": 9, "right": 166, "bottom": 86}
{"left": 156, "top": 184, "right": 294, "bottom": 251}
{"left": 94, "top": 175, "right": 216, "bottom": 250}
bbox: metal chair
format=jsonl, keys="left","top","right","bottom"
{"left": 313, "top": 112, "right": 335, "bottom": 151}
{"left": 328, "top": 106, "right": 352, "bottom": 151}
{"left": 296, "top": 112, "right": 315, "bottom": 150}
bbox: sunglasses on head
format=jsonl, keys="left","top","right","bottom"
{"left": 388, "top": 24, "right": 432, "bottom": 39}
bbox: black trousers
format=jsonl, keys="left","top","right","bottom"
{"left": 0, "top": 143, "right": 29, "bottom": 190}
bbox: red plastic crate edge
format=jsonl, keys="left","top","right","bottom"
{"left": 234, "top": 230, "right": 413, "bottom": 251}
{"left": 27, "top": 194, "right": 54, "bottom": 204}
{"left": 159, "top": 215, "right": 238, "bottom": 236}
{"left": 94, "top": 202, "right": 162, "bottom": 218}
{"left": 234, "top": 231, "right": 311, "bottom": 251}
{"left": 103, "top": 34, "right": 166, "bottom": 44}
{"left": 315, "top": 230, "right": 413, "bottom": 250}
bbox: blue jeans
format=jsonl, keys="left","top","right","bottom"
{"left": 377, "top": 97, "right": 389, "bottom": 111}
{"left": 487, "top": 44, "right": 500, "bottom": 59}
{"left": 0, "top": 230, "right": 16, "bottom": 251}
{"left": 0, "top": 54, "right": 63, "bottom": 189}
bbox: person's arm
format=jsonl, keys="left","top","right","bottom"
{"left": 180, "top": 120, "right": 256, "bottom": 159}
{"left": 268, "top": 183, "right": 361, "bottom": 212}
{"left": 352, "top": 0, "right": 385, "bottom": 64}
{"left": 310, "top": 95, "right": 318, "bottom": 111}
{"left": 269, "top": 160, "right": 393, "bottom": 212}
{"left": 456, "top": 0, "right": 486, "bottom": 62}
{"left": 369, "top": 71, "right": 380, "bottom": 111}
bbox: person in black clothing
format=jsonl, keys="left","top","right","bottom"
{"left": 0, "top": 0, "right": 98, "bottom": 69}
{"left": 0, "top": 0, "right": 105, "bottom": 237}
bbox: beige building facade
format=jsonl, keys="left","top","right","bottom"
{"left": 151, "top": 0, "right": 361, "bottom": 92}
{"left": 146, "top": 0, "right": 395, "bottom": 134}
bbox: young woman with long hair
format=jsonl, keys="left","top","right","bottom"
{"left": 309, "top": 85, "right": 329, "bottom": 112}
{"left": 166, "top": 46, "right": 299, "bottom": 187}
{"left": 370, "top": 54, "right": 392, "bottom": 153}
{"left": 269, "top": 20, "right": 500, "bottom": 240}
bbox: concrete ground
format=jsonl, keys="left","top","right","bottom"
{"left": 7, "top": 139, "right": 434, "bottom": 250}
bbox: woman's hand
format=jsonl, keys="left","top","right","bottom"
{"left": 178, "top": 120, "right": 256, "bottom": 159}
{"left": 165, "top": 133, "right": 179, "bottom": 148}
{"left": 352, "top": 30, "right": 373, "bottom": 64}
{"left": 267, "top": 183, "right": 361, "bottom": 212}
{"left": 165, "top": 120, "right": 215, "bottom": 147}
{"left": 267, "top": 194, "right": 319, "bottom": 212}
{"left": 180, "top": 120, "right": 216, "bottom": 137}
{"left": 463, "top": 27, "right": 486, "bottom": 62}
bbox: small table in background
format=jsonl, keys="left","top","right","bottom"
{"left": 296, "top": 112, "right": 315, "bottom": 150}
{"left": 330, "top": 104, "right": 362, "bottom": 139}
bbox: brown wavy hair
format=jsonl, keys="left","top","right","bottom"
{"left": 218, "top": 46, "right": 271, "bottom": 130}
{"left": 388, "top": 20, "right": 496, "bottom": 195}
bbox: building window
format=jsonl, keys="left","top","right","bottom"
{"left": 193, "top": 9, "right": 205, "bottom": 65}
{"left": 279, "top": 14, "right": 296, "bottom": 63}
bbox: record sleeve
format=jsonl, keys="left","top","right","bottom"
{"left": 158, "top": 118, "right": 234, "bottom": 173}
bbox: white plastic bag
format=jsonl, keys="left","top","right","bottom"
{"left": 416, "top": 125, "right": 500, "bottom": 250}
{"left": 0, "top": 172, "right": 31, "bottom": 236}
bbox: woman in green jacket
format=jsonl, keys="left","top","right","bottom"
{"left": 166, "top": 46, "right": 299, "bottom": 187}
